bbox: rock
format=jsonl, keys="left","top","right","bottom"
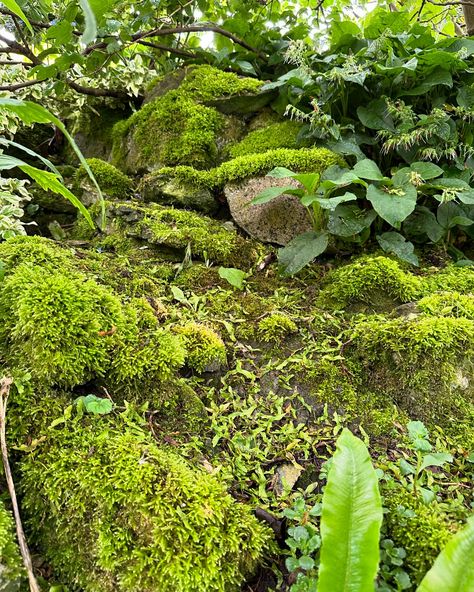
{"left": 143, "top": 69, "right": 187, "bottom": 104}
{"left": 225, "top": 176, "right": 312, "bottom": 245}
{"left": 138, "top": 173, "right": 217, "bottom": 214}
{"left": 273, "top": 463, "right": 303, "bottom": 496}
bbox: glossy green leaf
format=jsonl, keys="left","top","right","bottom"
{"left": 417, "top": 516, "right": 474, "bottom": 592}
{"left": 353, "top": 159, "right": 384, "bottom": 181}
{"left": 218, "top": 267, "right": 247, "bottom": 289}
{"left": 318, "top": 429, "right": 383, "bottom": 592}
{"left": 1, "top": 0, "right": 33, "bottom": 33}
{"left": 278, "top": 231, "right": 329, "bottom": 275}
{"left": 367, "top": 184, "right": 417, "bottom": 227}
{"left": 251, "top": 185, "right": 301, "bottom": 205}
{"left": 377, "top": 232, "right": 419, "bottom": 266}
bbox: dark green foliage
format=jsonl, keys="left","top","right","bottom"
{"left": 20, "top": 413, "right": 271, "bottom": 592}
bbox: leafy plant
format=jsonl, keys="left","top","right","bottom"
{"left": 286, "top": 428, "right": 474, "bottom": 591}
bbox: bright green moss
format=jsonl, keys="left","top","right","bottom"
{"left": 417, "top": 292, "right": 474, "bottom": 319}
{"left": 20, "top": 415, "right": 271, "bottom": 592}
{"left": 126, "top": 202, "right": 263, "bottom": 268}
{"left": 158, "top": 147, "right": 342, "bottom": 191}
{"left": 425, "top": 265, "right": 474, "bottom": 294}
{"left": 319, "top": 256, "right": 424, "bottom": 310}
{"left": 257, "top": 313, "right": 298, "bottom": 342}
{"left": 0, "top": 235, "right": 75, "bottom": 272}
{"left": 179, "top": 65, "right": 263, "bottom": 101}
{"left": 0, "top": 501, "right": 25, "bottom": 588}
{"left": 76, "top": 158, "right": 133, "bottom": 199}
{"left": 384, "top": 486, "right": 453, "bottom": 581}
{"left": 229, "top": 121, "right": 304, "bottom": 158}
{"left": 175, "top": 323, "right": 227, "bottom": 372}
{"left": 0, "top": 263, "right": 125, "bottom": 387}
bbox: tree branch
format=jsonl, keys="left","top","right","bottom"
{"left": 0, "top": 79, "right": 43, "bottom": 91}
{"left": 66, "top": 79, "right": 132, "bottom": 100}
{"left": 426, "top": 0, "right": 474, "bottom": 6}
{"left": 137, "top": 39, "right": 197, "bottom": 58}
{"left": 0, "top": 377, "right": 41, "bottom": 592}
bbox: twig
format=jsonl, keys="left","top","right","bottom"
{"left": 0, "top": 377, "right": 40, "bottom": 592}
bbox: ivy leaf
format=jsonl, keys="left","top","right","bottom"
{"left": 367, "top": 184, "right": 417, "bottom": 227}
{"left": 278, "top": 231, "right": 329, "bottom": 275}
{"left": 377, "top": 232, "right": 419, "bottom": 266}
{"left": 218, "top": 267, "right": 247, "bottom": 289}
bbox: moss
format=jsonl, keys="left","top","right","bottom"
{"left": 349, "top": 314, "right": 474, "bottom": 427}
{"left": 417, "top": 292, "right": 474, "bottom": 320}
{"left": 19, "top": 413, "right": 272, "bottom": 592}
{"left": 114, "top": 201, "right": 264, "bottom": 268}
{"left": 175, "top": 323, "right": 227, "bottom": 373}
{"left": 159, "top": 147, "right": 342, "bottom": 191}
{"left": 0, "top": 500, "right": 25, "bottom": 587}
{"left": 178, "top": 65, "right": 263, "bottom": 101}
{"left": 76, "top": 158, "right": 133, "bottom": 199}
{"left": 229, "top": 121, "right": 305, "bottom": 158}
{"left": 425, "top": 264, "right": 474, "bottom": 294}
{"left": 319, "top": 256, "right": 424, "bottom": 310}
{"left": 257, "top": 313, "right": 298, "bottom": 343}
{"left": 0, "top": 263, "right": 124, "bottom": 387}
{"left": 384, "top": 486, "right": 453, "bottom": 581}
{"left": 0, "top": 235, "right": 75, "bottom": 272}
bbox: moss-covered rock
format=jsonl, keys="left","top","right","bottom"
{"left": 101, "top": 201, "right": 265, "bottom": 268}
{"left": 76, "top": 158, "right": 133, "bottom": 200}
{"left": 138, "top": 171, "right": 217, "bottom": 214}
{"left": 229, "top": 121, "right": 304, "bottom": 158}
{"left": 257, "top": 313, "right": 298, "bottom": 342}
{"left": 112, "top": 66, "right": 263, "bottom": 173}
{"left": 20, "top": 411, "right": 271, "bottom": 592}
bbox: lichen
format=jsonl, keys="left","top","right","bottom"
{"left": 19, "top": 411, "right": 272, "bottom": 592}
{"left": 175, "top": 323, "right": 227, "bottom": 373}
{"left": 76, "top": 158, "right": 133, "bottom": 199}
{"left": 257, "top": 312, "right": 298, "bottom": 342}
{"left": 229, "top": 121, "right": 304, "bottom": 158}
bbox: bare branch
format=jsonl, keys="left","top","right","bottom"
{"left": 0, "top": 377, "right": 41, "bottom": 592}
{"left": 137, "top": 39, "right": 197, "bottom": 58}
{"left": 66, "top": 79, "right": 132, "bottom": 100}
{"left": 0, "top": 79, "right": 43, "bottom": 91}
{"left": 426, "top": 0, "right": 474, "bottom": 6}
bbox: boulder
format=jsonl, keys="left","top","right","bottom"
{"left": 225, "top": 176, "right": 312, "bottom": 245}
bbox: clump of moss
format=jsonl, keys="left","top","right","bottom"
{"left": 0, "top": 501, "right": 25, "bottom": 587}
{"left": 229, "top": 121, "right": 304, "bottom": 158}
{"left": 159, "top": 147, "right": 342, "bottom": 191}
{"left": 178, "top": 65, "right": 263, "bottom": 101}
{"left": 257, "top": 313, "right": 298, "bottom": 342}
{"left": 417, "top": 292, "right": 474, "bottom": 320}
{"left": 384, "top": 486, "right": 453, "bottom": 581}
{"left": 319, "top": 256, "right": 424, "bottom": 310}
{"left": 76, "top": 158, "right": 133, "bottom": 199}
{"left": 0, "top": 263, "right": 124, "bottom": 387}
{"left": 0, "top": 235, "right": 74, "bottom": 272}
{"left": 175, "top": 323, "right": 227, "bottom": 372}
{"left": 349, "top": 313, "right": 474, "bottom": 426}
{"left": 425, "top": 265, "right": 474, "bottom": 294}
{"left": 20, "top": 413, "right": 270, "bottom": 592}
{"left": 117, "top": 201, "right": 264, "bottom": 268}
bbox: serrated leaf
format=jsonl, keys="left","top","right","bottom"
{"left": 318, "top": 429, "right": 383, "bottom": 592}
{"left": 278, "top": 231, "right": 329, "bottom": 275}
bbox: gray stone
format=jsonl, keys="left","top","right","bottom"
{"left": 225, "top": 177, "right": 312, "bottom": 245}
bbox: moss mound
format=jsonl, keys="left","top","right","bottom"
{"left": 175, "top": 323, "right": 227, "bottom": 372}
{"left": 229, "top": 121, "right": 304, "bottom": 158}
{"left": 76, "top": 158, "right": 133, "bottom": 199}
{"left": 20, "top": 411, "right": 271, "bottom": 592}
{"left": 0, "top": 501, "right": 24, "bottom": 588}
